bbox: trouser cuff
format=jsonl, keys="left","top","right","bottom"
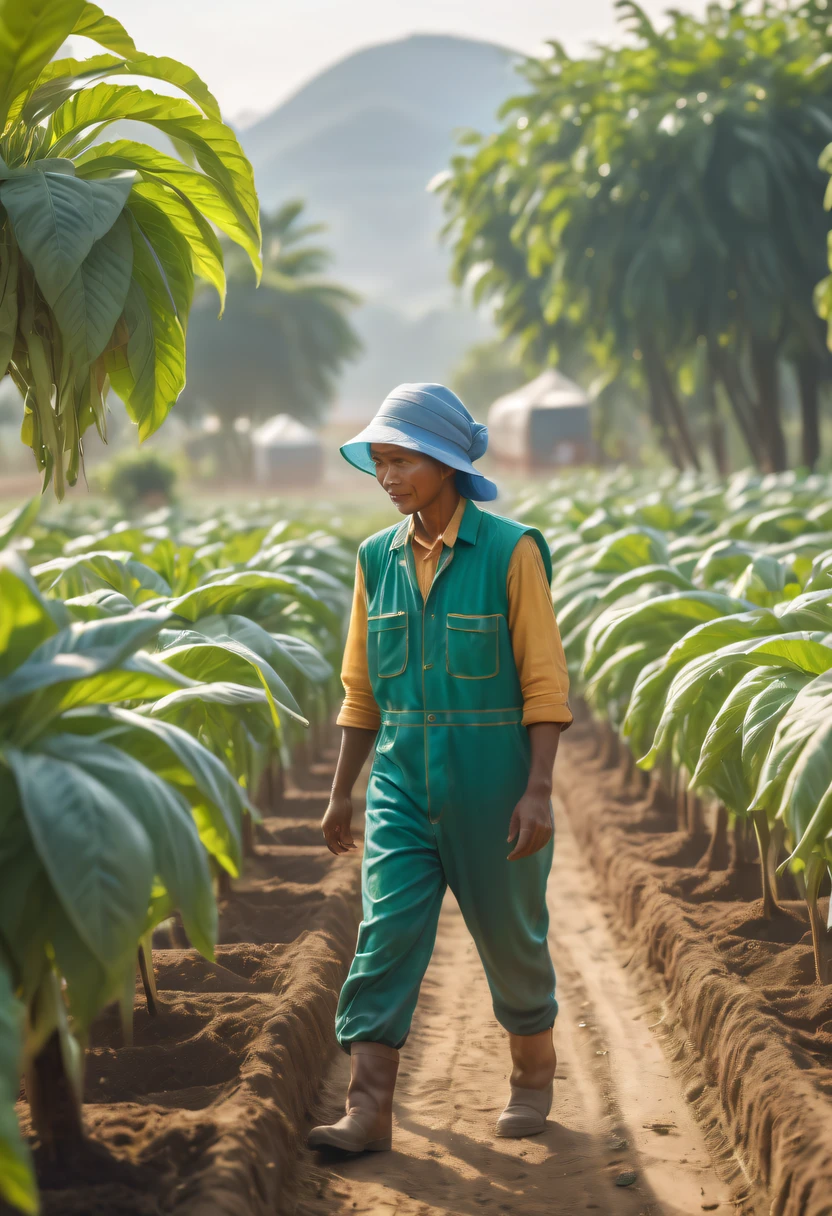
{"left": 350, "top": 1041, "right": 400, "bottom": 1061}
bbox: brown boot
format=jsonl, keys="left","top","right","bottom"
{"left": 495, "top": 1028, "right": 556, "bottom": 1138}
{"left": 308, "top": 1042, "right": 399, "bottom": 1152}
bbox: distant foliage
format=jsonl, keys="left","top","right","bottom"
{"left": 183, "top": 202, "right": 361, "bottom": 428}
{"left": 96, "top": 448, "right": 178, "bottom": 511}
{"left": 438, "top": 0, "right": 832, "bottom": 475}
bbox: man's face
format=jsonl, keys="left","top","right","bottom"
{"left": 370, "top": 444, "right": 454, "bottom": 514}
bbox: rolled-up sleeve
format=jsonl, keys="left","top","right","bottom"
{"left": 507, "top": 535, "right": 573, "bottom": 729}
{"left": 336, "top": 557, "right": 382, "bottom": 731}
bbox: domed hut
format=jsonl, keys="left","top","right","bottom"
{"left": 251, "top": 415, "right": 323, "bottom": 487}
{"left": 487, "top": 370, "right": 592, "bottom": 470}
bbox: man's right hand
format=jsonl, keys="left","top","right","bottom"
{"left": 322, "top": 792, "right": 357, "bottom": 856}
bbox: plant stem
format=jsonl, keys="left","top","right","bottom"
{"left": 26, "top": 1032, "right": 86, "bottom": 1163}
{"left": 796, "top": 356, "right": 821, "bottom": 471}
{"left": 802, "top": 856, "right": 832, "bottom": 986}
{"left": 698, "top": 801, "right": 729, "bottom": 871}
{"left": 751, "top": 809, "right": 780, "bottom": 918}
{"left": 138, "top": 938, "right": 159, "bottom": 1017}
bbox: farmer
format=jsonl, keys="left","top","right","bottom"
{"left": 308, "top": 383, "right": 572, "bottom": 1153}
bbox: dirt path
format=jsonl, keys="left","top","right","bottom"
{"left": 297, "top": 796, "right": 743, "bottom": 1216}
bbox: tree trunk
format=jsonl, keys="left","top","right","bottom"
{"left": 712, "top": 347, "right": 766, "bottom": 468}
{"left": 704, "top": 361, "right": 729, "bottom": 475}
{"left": 654, "top": 355, "right": 702, "bottom": 471}
{"left": 642, "top": 343, "right": 685, "bottom": 468}
{"left": 750, "top": 339, "right": 787, "bottom": 472}
{"left": 796, "top": 357, "right": 822, "bottom": 472}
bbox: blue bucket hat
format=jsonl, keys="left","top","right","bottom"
{"left": 340, "top": 382, "right": 498, "bottom": 502}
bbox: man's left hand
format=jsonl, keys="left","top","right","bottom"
{"left": 507, "top": 792, "right": 553, "bottom": 861}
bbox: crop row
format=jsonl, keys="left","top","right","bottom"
{"left": 516, "top": 469, "right": 832, "bottom": 982}
{"left": 0, "top": 498, "right": 353, "bottom": 1215}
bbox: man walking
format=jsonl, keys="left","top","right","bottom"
{"left": 308, "top": 383, "right": 572, "bottom": 1153}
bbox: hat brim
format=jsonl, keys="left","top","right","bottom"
{"left": 340, "top": 422, "right": 498, "bottom": 503}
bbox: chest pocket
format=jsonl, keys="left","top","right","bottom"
{"left": 446, "top": 614, "right": 500, "bottom": 679}
{"left": 368, "top": 612, "right": 408, "bottom": 678}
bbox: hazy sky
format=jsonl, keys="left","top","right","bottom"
{"left": 103, "top": 0, "right": 709, "bottom": 124}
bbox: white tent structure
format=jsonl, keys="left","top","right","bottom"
{"left": 488, "top": 370, "right": 592, "bottom": 469}
{"left": 251, "top": 415, "right": 323, "bottom": 487}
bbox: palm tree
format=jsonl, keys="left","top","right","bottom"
{"left": 182, "top": 201, "right": 361, "bottom": 430}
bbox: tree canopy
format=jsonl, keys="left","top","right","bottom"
{"left": 438, "top": 0, "right": 832, "bottom": 472}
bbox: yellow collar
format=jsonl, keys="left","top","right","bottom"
{"left": 410, "top": 496, "right": 467, "bottom": 553}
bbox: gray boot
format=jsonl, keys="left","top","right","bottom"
{"left": 308, "top": 1041, "right": 399, "bottom": 1152}
{"left": 495, "top": 1082, "right": 553, "bottom": 1137}
{"left": 495, "top": 1028, "right": 556, "bottom": 1137}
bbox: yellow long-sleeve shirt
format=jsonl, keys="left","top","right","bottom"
{"left": 337, "top": 499, "right": 573, "bottom": 731}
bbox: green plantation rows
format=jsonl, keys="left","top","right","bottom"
{"left": 0, "top": 499, "right": 353, "bottom": 1214}
{"left": 516, "top": 470, "right": 832, "bottom": 980}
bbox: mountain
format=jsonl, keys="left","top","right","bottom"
{"left": 239, "top": 34, "right": 522, "bottom": 415}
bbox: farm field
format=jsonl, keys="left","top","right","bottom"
{"left": 2, "top": 468, "right": 832, "bottom": 1215}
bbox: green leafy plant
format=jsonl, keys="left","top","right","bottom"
{"left": 516, "top": 467, "right": 832, "bottom": 981}
{"left": 95, "top": 448, "right": 178, "bottom": 512}
{"left": 0, "top": 0, "right": 261, "bottom": 498}
{"left": 0, "top": 497, "right": 356, "bottom": 1212}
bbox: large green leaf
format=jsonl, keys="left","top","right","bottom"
{"left": 54, "top": 210, "right": 133, "bottom": 370}
{"left": 623, "top": 608, "right": 780, "bottom": 755}
{"left": 741, "top": 671, "right": 814, "bottom": 794}
{"left": 641, "top": 632, "right": 832, "bottom": 769}
{"left": 39, "top": 734, "right": 217, "bottom": 958}
{"left": 148, "top": 680, "right": 275, "bottom": 744}
{"left": 583, "top": 590, "right": 751, "bottom": 681}
{"left": 589, "top": 527, "right": 669, "bottom": 574}
{"left": 0, "top": 169, "right": 135, "bottom": 315}
{"left": 76, "top": 139, "right": 254, "bottom": 301}
{"left": 32, "top": 549, "right": 171, "bottom": 602}
{"left": 162, "top": 570, "right": 335, "bottom": 628}
{"left": 63, "top": 589, "right": 137, "bottom": 620}
{"left": 129, "top": 177, "right": 225, "bottom": 310}
{"left": 6, "top": 747, "right": 154, "bottom": 970}
{"left": 0, "top": 962, "right": 36, "bottom": 1215}
{"left": 0, "top": 496, "right": 37, "bottom": 549}
{"left": 60, "top": 705, "right": 243, "bottom": 876}
{"left": 158, "top": 637, "right": 306, "bottom": 724}
{"left": 779, "top": 715, "right": 832, "bottom": 871}
{"left": 71, "top": 2, "right": 137, "bottom": 55}
{"left": 692, "top": 667, "right": 808, "bottom": 811}
{"left": 0, "top": 550, "right": 63, "bottom": 678}
{"left": 192, "top": 614, "right": 333, "bottom": 684}
{"left": 24, "top": 52, "right": 221, "bottom": 124}
{"left": 113, "top": 210, "right": 186, "bottom": 439}
{"left": 48, "top": 84, "right": 261, "bottom": 272}
{"left": 0, "top": 0, "right": 85, "bottom": 128}
{"left": 752, "top": 672, "right": 832, "bottom": 815}
{"left": 0, "top": 611, "right": 170, "bottom": 710}
{"left": 127, "top": 191, "right": 194, "bottom": 324}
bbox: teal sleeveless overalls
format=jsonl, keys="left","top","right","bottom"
{"left": 335, "top": 500, "right": 558, "bottom": 1049}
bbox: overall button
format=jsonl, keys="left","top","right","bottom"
{"left": 427, "top": 714, "right": 436, "bottom": 722}
{"left": 424, "top": 662, "right": 433, "bottom": 670}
